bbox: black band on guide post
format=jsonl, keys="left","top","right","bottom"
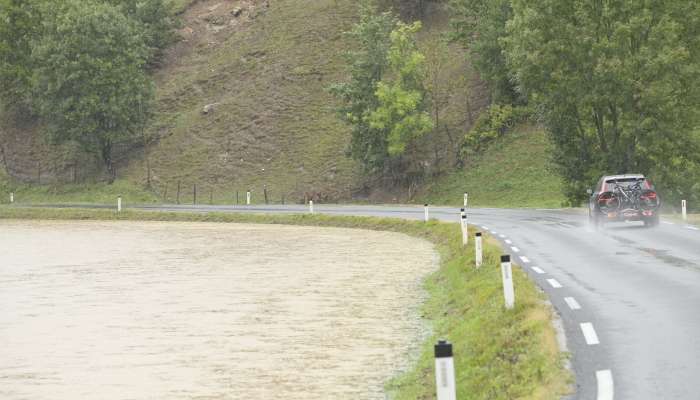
{"left": 501, "top": 255, "right": 511, "bottom": 263}
{"left": 434, "top": 340, "right": 453, "bottom": 358}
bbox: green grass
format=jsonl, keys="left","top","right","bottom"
{"left": 0, "top": 206, "right": 570, "bottom": 399}
{"left": 418, "top": 124, "right": 566, "bottom": 208}
{"left": 0, "top": 177, "right": 158, "bottom": 205}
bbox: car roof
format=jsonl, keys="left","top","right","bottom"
{"left": 604, "top": 174, "right": 645, "bottom": 181}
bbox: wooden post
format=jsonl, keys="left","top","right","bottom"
{"left": 176, "top": 181, "right": 181, "bottom": 204}
{"left": 264, "top": 185, "right": 269, "bottom": 204}
{"left": 210, "top": 188, "right": 213, "bottom": 205}
{"left": 162, "top": 182, "right": 168, "bottom": 203}
{"left": 193, "top": 184, "right": 197, "bottom": 205}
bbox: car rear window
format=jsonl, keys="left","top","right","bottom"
{"left": 605, "top": 178, "right": 654, "bottom": 190}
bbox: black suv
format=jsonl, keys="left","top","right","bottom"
{"left": 588, "top": 174, "right": 661, "bottom": 228}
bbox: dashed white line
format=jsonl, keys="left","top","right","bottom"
{"left": 481, "top": 226, "right": 489, "bottom": 230}
{"left": 519, "top": 256, "right": 531, "bottom": 263}
{"left": 511, "top": 246, "right": 520, "bottom": 253}
{"left": 505, "top": 239, "right": 513, "bottom": 245}
{"left": 546, "top": 278, "right": 562, "bottom": 288}
{"left": 499, "top": 234, "right": 506, "bottom": 238}
{"left": 531, "top": 266, "right": 545, "bottom": 274}
{"left": 661, "top": 221, "right": 674, "bottom": 225}
{"left": 580, "top": 322, "right": 600, "bottom": 345}
{"left": 596, "top": 370, "right": 614, "bottom": 400}
{"left": 687, "top": 226, "right": 699, "bottom": 231}
{"left": 492, "top": 231, "right": 499, "bottom": 234}
{"left": 564, "top": 297, "right": 581, "bottom": 310}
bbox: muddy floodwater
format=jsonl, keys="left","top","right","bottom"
{"left": 0, "top": 220, "right": 437, "bottom": 399}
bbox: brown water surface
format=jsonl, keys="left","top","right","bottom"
{"left": 0, "top": 220, "right": 437, "bottom": 399}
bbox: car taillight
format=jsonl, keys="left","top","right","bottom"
{"left": 640, "top": 190, "right": 660, "bottom": 210}
{"left": 597, "top": 192, "right": 618, "bottom": 210}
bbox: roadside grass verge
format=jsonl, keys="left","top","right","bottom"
{"left": 0, "top": 178, "right": 158, "bottom": 205}
{"left": 0, "top": 206, "right": 570, "bottom": 399}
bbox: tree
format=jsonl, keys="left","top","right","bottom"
{"left": 450, "top": 0, "right": 517, "bottom": 104}
{"left": 31, "top": 0, "right": 154, "bottom": 182}
{"left": 368, "top": 21, "right": 432, "bottom": 158}
{"left": 504, "top": 0, "right": 700, "bottom": 204}
{"left": 331, "top": 2, "right": 397, "bottom": 174}
{"left": 0, "top": 0, "right": 43, "bottom": 111}
{"left": 105, "top": 0, "right": 179, "bottom": 65}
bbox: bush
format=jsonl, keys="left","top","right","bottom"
{"left": 460, "top": 104, "right": 531, "bottom": 156}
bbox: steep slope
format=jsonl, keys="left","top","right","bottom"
{"left": 418, "top": 124, "right": 566, "bottom": 207}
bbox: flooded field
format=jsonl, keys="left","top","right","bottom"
{"left": 0, "top": 220, "right": 437, "bottom": 400}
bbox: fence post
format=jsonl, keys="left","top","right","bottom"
{"left": 463, "top": 192, "right": 468, "bottom": 208}
{"left": 210, "top": 188, "right": 213, "bottom": 205}
{"left": 264, "top": 185, "right": 269, "bottom": 205}
{"left": 117, "top": 196, "right": 122, "bottom": 213}
{"left": 475, "top": 232, "right": 483, "bottom": 268}
{"left": 461, "top": 214, "right": 468, "bottom": 246}
{"left": 236, "top": 190, "right": 239, "bottom": 205}
{"left": 424, "top": 204, "right": 429, "bottom": 222}
{"left": 309, "top": 200, "right": 314, "bottom": 214}
{"left": 193, "top": 184, "right": 197, "bottom": 205}
{"left": 434, "top": 340, "right": 456, "bottom": 400}
{"left": 500, "top": 255, "right": 515, "bottom": 309}
{"left": 162, "top": 182, "right": 168, "bottom": 203}
{"left": 10, "top": 192, "right": 14, "bottom": 204}
{"left": 682, "top": 200, "right": 687, "bottom": 220}
{"left": 176, "top": 181, "right": 181, "bottom": 204}
{"left": 246, "top": 190, "right": 251, "bottom": 205}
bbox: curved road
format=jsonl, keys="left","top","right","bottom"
{"left": 48, "top": 203, "right": 700, "bottom": 399}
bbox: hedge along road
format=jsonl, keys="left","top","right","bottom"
{"left": 0, "top": 220, "right": 438, "bottom": 399}
{"left": 128, "top": 203, "right": 700, "bottom": 400}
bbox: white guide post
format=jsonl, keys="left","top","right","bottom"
{"left": 434, "top": 340, "right": 456, "bottom": 400}
{"left": 246, "top": 190, "right": 251, "bottom": 205}
{"left": 117, "top": 196, "right": 122, "bottom": 213}
{"left": 424, "top": 204, "right": 429, "bottom": 222}
{"left": 475, "top": 232, "right": 483, "bottom": 268}
{"left": 461, "top": 215, "right": 468, "bottom": 246}
{"left": 10, "top": 192, "right": 14, "bottom": 204}
{"left": 500, "top": 255, "right": 515, "bottom": 309}
{"left": 463, "top": 192, "right": 468, "bottom": 208}
{"left": 682, "top": 200, "right": 687, "bottom": 220}
{"left": 309, "top": 200, "right": 314, "bottom": 214}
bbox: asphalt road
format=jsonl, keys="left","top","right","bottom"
{"left": 37, "top": 203, "right": 700, "bottom": 399}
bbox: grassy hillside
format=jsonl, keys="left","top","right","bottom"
{"left": 0, "top": 0, "right": 563, "bottom": 208}
{"left": 418, "top": 124, "right": 566, "bottom": 208}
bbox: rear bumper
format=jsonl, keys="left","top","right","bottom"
{"left": 601, "top": 209, "right": 657, "bottom": 221}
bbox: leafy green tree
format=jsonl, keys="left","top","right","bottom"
{"left": 0, "top": 0, "right": 43, "bottom": 111}
{"left": 504, "top": 0, "right": 700, "bottom": 204}
{"left": 31, "top": 0, "right": 154, "bottom": 182}
{"left": 331, "top": 2, "right": 397, "bottom": 173}
{"left": 369, "top": 21, "right": 432, "bottom": 157}
{"left": 450, "top": 0, "right": 517, "bottom": 103}
{"left": 106, "top": 0, "right": 178, "bottom": 65}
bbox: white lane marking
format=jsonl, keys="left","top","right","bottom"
{"left": 492, "top": 231, "right": 499, "bottom": 234}
{"left": 580, "top": 322, "right": 600, "bottom": 345}
{"left": 547, "top": 278, "right": 562, "bottom": 288}
{"left": 511, "top": 246, "right": 520, "bottom": 253}
{"left": 661, "top": 221, "right": 674, "bottom": 225}
{"left": 499, "top": 234, "right": 506, "bottom": 238}
{"left": 531, "top": 266, "right": 545, "bottom": 274}
{"left": 564, "top": 297, "right": 581, "bottom": 310}
{"left": 596, "top": 370, "right": 614, "bottom": 400}
{"left": 519, "top": 256, "right": 531, "bottom": 263}
{"left": 687, "top": 226, "right": 699, "bottom": 231}
{"left": 505, "top": 239, "right": 513, "bottom": 244}
{"left": 481, "top": 226, "right": 489, "bottom": 230}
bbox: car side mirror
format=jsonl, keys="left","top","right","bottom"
{"left": 586, "top": 189, "right": 593, "bottom": 195}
